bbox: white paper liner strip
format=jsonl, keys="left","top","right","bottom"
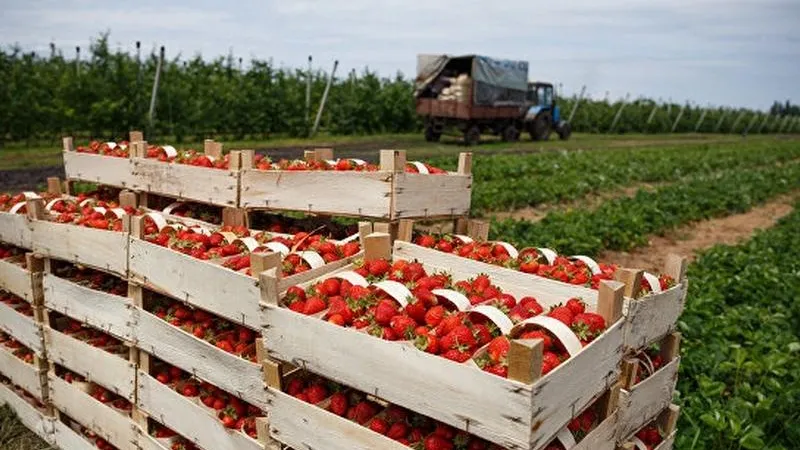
{"left": 23, "top": 191, "right": 40, "bottom": 199}
{"left": 263, "top": 242, "right": 291, "bottom": 256}
{"left": 537, "top": 247, "right": 558, "bottom": 265}
{"left": 219, "top": 232, "right": 239, "bottom": 244}
{"left": 107, "top": 208, "right": 126, "bottom": 218}
{"left": 350, "top": 158, "right": 367, "bottom": 166}
{"left": 162, "top": 145, "right": 178, "bottom": 158}
{"left": 162, "top": 202, "right": 184, "bottom": 215}
{"left": 556, "top": 428, "right": 577, "bottom": 448}
{"left": 79, "top": 198, "right": 95, "bottom": 207}
{"left": 339, "top": 232, "right": 361, "bottom": 244}
{"left": 325, "top": 159, "right": 337, "bottom": 166}
{"left": 298, "top": 251, "right": 325, "bottom": 269}
{"left": 332, "top": 271, "right": 370, "bottom": 287}
{"left": 453, "top": 234, "right": 474, "bottom": 244}
{"left": 92, "top": 207, "right": 107, "bottom": 215}
{"left": 642, "top": 272, "right": 663, "bottom": 294}
{"left": 495, "top": 241, "right": 519, "bottom": 259}
{"left": 372, "top": 280, "right": 412, "bottom": 307}
{"left": 431, "top": 289, "right": 471, "bottom": 311}
{"left": 106, "top": 142, "right": 117, "bottom": 149}
{"left": 512, "top": 315, "right": 583, "bottom": 357}
{"left": 571, "top": 255, "right": 602, "bottom": 275}
{"left": 235, "top": 237, "right": 261, "bottom": 252}
{"left": 144, "top": 213, "right": 168, "bottom": 231}
{"left": 631, "top": 437, "right": 648, "bottom": 450}
{"left": 8, "top": 202, "right": 26, "bottom": 214}
{"left": 468, "top": 305, "right": 514, "bottom": 335}
{"left": 44, "top": 199, "right": 61, "bottom": 211}
{"left": 409, "top": 161, "right": 429, "bottom": 174}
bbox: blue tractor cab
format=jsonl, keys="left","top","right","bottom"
{"left": 524, "top": 82, "right": 571, "bottom": 141}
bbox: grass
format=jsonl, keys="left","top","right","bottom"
{"left": 0, "top": 406, "right": 52, "bottom": 449}
{"left": 0, "top": 132, "right": 777, "bottom": 171}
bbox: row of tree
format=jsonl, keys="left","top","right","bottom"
{"left": 1, "top": 34, "right": 797, "bottom": 144}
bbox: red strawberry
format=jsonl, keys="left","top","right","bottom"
{"left": 390, "top": 315, "right": 418, "bottom": 339}
{"left": 368, "top": 417, "right": 389, "bottom": 435}
{"left": 415, "top": 235, "right": 436, "bottom": 248}
{"left": 320, "top": 278, "right": 341, "bottom": 296}
{"left": 305, "top": 383, "right": 329, "bottom": 404}
{"left": 542, "top": 351, "right": 561, "bottom": 375}
{"left": 351, "top": 400, "right": 379, "bottom": 424}
{"left": 519, "top": 329, "right": 553, "bottom": 350}
{"left": 487, "top": 336, "right": 510, "bottom": 363}
{"left": 387, "top": 422, "right": 409, "bottom": 440}
{"left": 566, "top": 298, "right": 586, "bottom": 315}
{"left": 374, "top": 299, "right": 399, "bottom": 326}
{"left": 414, "top": 334, "right": 440, "bottom": 354}
{"left": 472, "top": 323, "right": 493, "bottom": 346}
{"left": 328, "top": 392, "right": 348, "bottom": 416}
{"left": 442, "top": 348, "right": 472, "bottom": 362}
{"left": 424, "top": 434, "right": 454, "bottom": 450}
{"left": 572, "top": 313, "right": 606, "bottom": 341}
{"left": 368, "top": 259, "right": 391, "bottom": 277}
{"left": 303, "top": 296, "right": 327, "bottom": 315}
{"left": 484, "top": 364, "right": 508, "bottom": 378}
{"left": 440, "top": 325, "right": 476, "bottom": 350}
{"left": 548, "top": 306, "right": 574, "bottom": 326}
{"left": 424, "top": 305, "right": 446, "bottom": 327}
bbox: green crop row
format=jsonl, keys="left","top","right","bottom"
{"left": 432, "top": 140, "right": 800, "bottom": 213}
{"left": 489, "top": 162, "right": 800, "bottom": 256}
{"left": 676, "top": 203, "right": 800, "bottom": 450}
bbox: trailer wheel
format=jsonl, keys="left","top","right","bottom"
{"left": 502, "top": 125, "right": 520, "bottom": 142}
{"left": 464, "top": 126, "right": 481, "bottom": 146}
{"left": 424, "top": 126, "right": 441, "bottom": 142}
{"left": 530, "top": 113, "right": 552, "bottom": 141}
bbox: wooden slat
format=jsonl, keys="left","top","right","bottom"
{"left": 0, "top": 383, "right": 52, "bottom": 441}
{"left": 617, "top": 357, "right": 681, "bottom": 440}
{"left": 43, "top": 327, "right": 137, "bottom": 400}
{"left": 393, "top": 172, "right": 471, "bottom": 219}
{"left": 0, "top": 256, "right": 38, "bottom": 302}
{"left": 623, "top": 283, "right": 687, "bottom": 351}
{"left": 136, "top": 372, "right": 263, "bottom": 450}
{"left": 267, "top": 388, "right": 407, "bottom": 450}
{"left": 0, "top": 301, "right": 44, "bottom": 356}
{"left": 63, "top": 151, "right": 137, "bottom": 188}
{"left": 43, "top": 274, "right": 134, "bottom": 341}
{"left": 31, "top": 220, "right": 129, "bottom": 277}
{"left": 0, "top": 212, "right": 33, "bottom": 249}
{"left": 48, "top": 374, "right": 139, "bottom": 450}
{"left": 130, "top": 158, "right": 239, "bottom": 207}
{"left": 0, "top": 345, "right": 46, "bottom": 401}
{"left": 572, "top": 410, "right": 617, "bottom": 450}
{"left": 51, "top": 419, "right": 96, "bottom": 450}
{"left": 134, "top": 309, "right": 267, "bottom": 410}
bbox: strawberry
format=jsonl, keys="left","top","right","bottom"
{"left": 320, "top": 278, "right": 341, "bottom": 296}
{"left": 374, "top": 299, "right": 399, "bottom": 326}
{"left": 442, "top": 348, "right": 472, "bottom": 362}
{"left": 484, "top": 364, "right": 508, "bottom": 378}
{"left": 472, "top": 323, "right": 494, "bottom": 346}
{"left": 566, "top": 298, "right": 586, "bottom": 315}
{"left": 572, "top": 313, "right": 606, "bottom": 341}
{"left": 548, "top": 306, "right": 574, "bottom": 326}
{"left": 542, "top": 351, "right": 561, "bottom": 375}
{"left": 519, "top": 329, "right": 553, "bottom": 350}
{"left": 424, "top": 305, "right": 446, "bottom": 327}
{"left": 351, "top": 400, "right": 379, "bottom": 424}
{"left": 390, "top": 314, "right": 418, "bottom": 339}
{"left": 387, "top": 422, "right": 409, "bottom": 440}
{"left": 415, "top": 235, "right": 436, "bottom": 248}
{"left": 305, "top": 383, "right": 329, "bottom": 404}
{"left": 328, "top": 392, "right": 348, "bottom": 416}
{"left": 368, "top": 417, "right": 389, "bottom": 435}
{"left": 440, "top": 325, "right": 476, "bottom": 350}
{"left": 414, "top": 334, "right": 440, "bottom": 354}
{"left": 303, "top": 296, "right": 327, "bottom": 315}
{"left": 487, "top": 336, "right": 510, "bottom": 364}
{"left": 368, "top": 259, "right": 391, "bottom": 277}
{"left": 424, "top": 434, "right": 455, "bottom": 450}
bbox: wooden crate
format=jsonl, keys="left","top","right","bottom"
{"left": 62, "top": 136, "right": 241, "bottom": 208}
{"left": 0, "top": 211, "right": 34, "bottom": 249}
{"left": 617, "top": 333, "right": 680, "bottom": 441}
{"left": 27, "top": 200, "right": 130, "bottom": 278}
{"left": 47, "top": 373, "right": 139, "bottom": 450}
{"left": 259, "top": 235, "right": 625, "bottom": 450}
{"left": 239, "top": 149, "right": 472, "bottom": 219}
{"left": 0, "top": 382, "right": 53, "bottom": 443}
{"left": 51, "top": 418, "right": 98, "bottom": 450}
{"left": 0, "top": 253, "right": 44, "bottom": 305}
{"left": 127, "top": 217, "right": 361, "bottom": 331}
{"left": 135, "top": 370, "right": 266, "bottom": 450}
{"left": 0, "top": 343, "right": 47, "bottom": 402}
{"left": 131, "top": 285, "right": 268, "bottom": 410}
{"left": 618, "top": 404, "right": 679, "bottom": 450}
{"left": 0, "top": 300, "right": 45, "bottom": 358}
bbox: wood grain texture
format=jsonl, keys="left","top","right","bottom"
{"left": 51, "top": 420, "right": 96, "bottom": 450}
{"left": 43, "top": 326, "right": 137, "bottom": 400}
{"left": 0, "top": 383, "right": 52, "bottom": 442}
{"left": 267, "top": 388, "right": 408, "bottom": 450}
{"left": 617, "top": 358, "right": 680, "bottom": 441}
{"left": 572, "top": 410, "right": 617, "bottom": 450}
{"left": 130, "top": 158, "right": 239, "bottom": 207}
{"left": 31, "top": 220, "right": 128, "bottom": 277}
{"left": 623, "top": 283, "right": 687, "bottom": 351}
{"left": 63, "top": 152, "right": 137, "bottom": 187}
{"left": 0, "top": 345, "right": 46, "bottom": 401}
{"left": 134, "top": 309, "right": 267, "bottom": 410}
{"left": 43, "top": 274, "right": 134, "bottom": 341}
{"left": 393, "top": 172, "right": 471, "bottom": 219}
{"left": 0, "top": 256, "right": 38, "bottom": 302}
{"left": 136, "top": 371, "right": 263, "bottom": 450}
{"left": 0, "top": 301, "right": 44, "bottom": 356}
{"left": 49, "top": 374, "right": 139, "bottom": 450}
{"left": 0, "top": 212, "right": 33, "bottom": 249}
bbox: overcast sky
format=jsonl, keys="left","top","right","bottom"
{"left": 2, "top": 0, "right": 798, "bottom": 109}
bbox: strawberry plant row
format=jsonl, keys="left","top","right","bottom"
{"left": 492, "top": 162, "right": 800, "bottom": 256}
{"left": 425, "top": 140, "right": 800, "bottom": 213}
{"left": 259, "top": 234, "right": 626, "bottom": 449}
{"left": 676, "top": 202, "right": 800, "bottom": 450}
{"left": 63, "top": 135, "right": 474, "bottom": 219}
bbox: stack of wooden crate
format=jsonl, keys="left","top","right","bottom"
{"left": 0, "top": 135, "right": 685, "bottom": 450}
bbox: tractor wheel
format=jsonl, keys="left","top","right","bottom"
{"left": 424, "top": 126, "right": 441, "bottom": 142}
{"left": 530, "top": 113, "right": 552, "bottom": 141}
{"left": 556, "top": 121, "right": 572, "bottom": 140}
{"left": 463, "top": 125, "right": 481, "bottom": 146}
{"left": 501, "top": 124, "right": 520, "bottom": 142}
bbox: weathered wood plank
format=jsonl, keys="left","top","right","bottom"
{"left": 43, "top": 327, "right": 136, "bottom": 400}
{"left": 52, "top": 419, "right": 96, "bottom": 450}
{"left": 63, "top": 151, "right": 137, "bottom": 187}
{"left": 129, "top": 158, "right": 239, "bottom": 207}
{"left": 134, "top": 309, "right": 267, "bottom": 410}
{"left": 617, "top": 357, "right": 680, "bottom": 440}
{"left": 43, "top": 274, "right": 133, "bottom": 341}
{"left": 393, "top": 172, "right": 471, "bottom": 218}
{"left": 0, "top": 257, "right": 39, "bottom": 302}
{"left": 0, "top": 383, "right": 52, "bottom": 441}
{"left": 136, "top": 372, "right": 262, "bottom": 450}
{"left": 0, "top": 345, "right": 45, "bottom": 401}
{"left": 48, "top": 374, "right": 139, "bottom": 450}
{"left": 0, "top": 301, "right": 44, "bottom": 356}
{"left": 31, "top": 220, "right": 128, "bottom": 277}
{"left": 572, "top": 410, "right": 617, "bottom": 450}
{"left": 0, "top": 212, "right": 33, "bottom": 249}
{"left": 623, "top": 283, "right": 687, "bottom": 351}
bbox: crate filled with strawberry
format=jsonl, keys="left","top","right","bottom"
{"left": 136, "top": 356, "right": 263, "bottom": 450}
{"left": 239, "top": 149, "right": 472, "bottom": 220}
{"left": 618, "top": 333, "right": 681, "bottom": 440}
{"left": 0, "top": 249, "right": 42, "bottom": 304}
{"left": 535, "top": 387, "right": 619, "bottom": 450}
{"left": 145, "top": 422, "right": 203, "bottom": 450}
{"left": 0, "top": 331, "right": 47, "bottom": 402}
{"left": 0, "top": 289, "right": 45, "bottom": 358}
{"left": 42, "top": 311, "right": 137, "bottom": 401}
{"left": 405, "top": 231, "right": 688, "bottom": 354}
{"left": 0, "top": 190, "right": 62, "bottom": 248}
{"left": 63, "top": 134, "right": 241, "bottom": 208}
{"left": 132, "top": 288, "right": 268, "bottom": 410}
{"left": 128, "top": 213, "right": 362, "bottom": 330}
{"left": 0, "top": 374, "right": 53, "bottom": 445}
{"left": 260, "top": 233, "right": 626, "bottom": 450}
{"left": 49, "top": 412, "right": 115, "bottom": 450}
{"left": 48, "top": 363, "right": 142, "bottom": 450}
{"left": 619, "top": 405, "right": 680, "bottom": 450}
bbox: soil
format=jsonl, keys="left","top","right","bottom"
{"left": 0, "top": 165, "right": 66, "bottom": 192}
{"left": 598, "top": 194, "right": 797, "bottom": 272}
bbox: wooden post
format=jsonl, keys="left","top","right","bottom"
{"left": 25, "top": 198, "right": 46, "bottom": 221}
{"left": 118, "top": 191, "right": 138, "bottom": 209}
{"left": 46, "top": 177, "right": 63, "bottom": 195}
{"left": 620, "top": 358, "right": 639, "bottom": 390}
{"left": 129, "top": 130, "right": 144, "bottom": 143}
{"left": 379, "top": 150, "right": 407, "bottom": 173}
{"left": 239, "top": 149, "right": 255, "bottom": 169}
{"left": 314, "top": 148, "right": 334, "bottom": 161}
{"left": 357, "top": 222, "right": 374, "bottom": 246}
{"left": 597, "top": 280, "right": 625, "bottom": 325}
{"left": 222, "top": 207, "right": 248, "bottom": 227}
{"left": 62, "top": 137, "right": 74, "bottom": 152}
{"left": 250, "top": 252, "right": 282, "bottom": 277}
{"left": 453, "top": 217, "right": 469, "bottom": 235}
{"left": 664, "top": 254, "right": 688, "bottom": 282}
{"left": 659, "top": 404, "right": 680, "bottom": 434}
{"left": 466, "top": 219, "right": 490, "bottom": 241}
{"left": 396, "top": 220, "right": 414, "bottom": 242}
{"left": 615, "top": 269, "right": 643, "bottom": 298}
{"left": 363, "top": 233, "right": 391, "bottom": 262}
{"left": 660, "top": 332, "right": 681, "bottom": 362}
{"left": 457, "top": 152, "right": 472, "bottom": 175}
{"left": 507, "top": 339, "right": 543, "bottom": 384}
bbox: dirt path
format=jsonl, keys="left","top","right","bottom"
{"left": 598, "top": 194, "right": 798, "bottom": 272}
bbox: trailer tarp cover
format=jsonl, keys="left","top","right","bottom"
{"left": 415, "top": 54, "right": 528, "bottom": 92}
